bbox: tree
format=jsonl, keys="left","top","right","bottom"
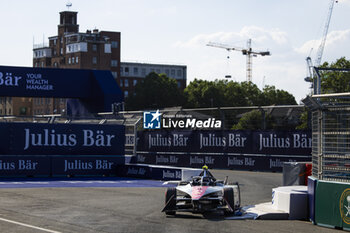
{"left": 184, "top": 79, "right": 226, "bottom": 108}
{"left": 125, "top": 72, "right": 184, "bottom": 110}
{"left": 262, "top": 85, "right": 297, "bottom": 105}
{"left": 184, "top": 79, "right": 296, "bottom": 108}
{"left": 320, "top": 57, "right": 350, "bottom": 93}
{"left": 232, "top": 110, "right": 271, "bottom": 130}
{"left": 296, "top": 110, "right": 309, "bottom": 130}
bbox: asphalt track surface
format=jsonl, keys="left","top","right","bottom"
{"left": 0, "top": 170, "right": 339, "bottom": 233}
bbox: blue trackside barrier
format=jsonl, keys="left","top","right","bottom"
{"left": 132, "top": 153, "right": 311, "bottom": 172}
{"left": 117, "top": 164, "right": 201, "bottom": 181}
{"left": 51, "top": 155, "right": 125, "bottom": 176}
{"left": 0, "top": 155, "right": 51, "bottom": 177}
{"left": 0, "top": 155, "right": 125, "bottom": 177}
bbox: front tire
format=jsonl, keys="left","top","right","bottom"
{"left": 223, "top": 187, "right": 235, "bottom": 214}
{"left": 165, "top": 187, "right": 176, "bottom": 215}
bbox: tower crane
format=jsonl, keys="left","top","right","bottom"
{"left": 305, "top": 0, "right": 337, "bottom": 94}
{"left": 207, "top": 39, "right": 270, "bottom": 82}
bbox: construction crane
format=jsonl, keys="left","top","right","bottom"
{"left": 305, "top": 0, "right": 337, "bottom": 94}
{"left": 207, "top": 39, "right": 270, "bottom": 82}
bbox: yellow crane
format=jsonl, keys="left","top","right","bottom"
{"left": 207, "top": 39, "right": 270, "bottom": 82}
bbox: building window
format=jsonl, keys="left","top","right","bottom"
{"left": 177, "top": 69, "right": 182, "bottom": 77}
{"left": 41, "top": 61, "right": 44, "bottom": 67}
{"left": 133, "top": 67, "right": 138, "bottom": 75}
{"left": 60, "top": 48, "right": 63, "bottom": 55}
{"left": 111, "top": 60, "right": 118, "bottom": 67}
{"left": 112, "top": 72, "right": 118, "bottom": 78}
{"left": 92, "top": 44, "right": 97, "bottom": 52}
{"left": 76, "top": 56, "right": 79, "bottom": 64}
{"left": 124, "top": 91, "right": 129, "bottom": 98}
{"left": 54, "top": 62, "right": 58, "bottom": 67}
{"left": 72, "top": 57, "right": 75, "bottom": 64}
{"left": 141, "top": 68, "right": 146, "bottom": 76}
{"left": 104, "top": 44, "right": 111, "bottom": 53}
{"left": 92, "top": 57, "right": 97, "bottom": 64}
{"left": 178, "top": 82, "right": 181, "bottom": 88}
{"left": 125, "top": 79, "right": 129, "bottom": 87}
{"left": 171, "top": 69, "right": 175, "bottom": 76}
{"left": 111, "top": 41, "right": 118, "bottom": 48}
{"left": 156, "top": 69, "right": 160, "bottom": 73}
{"left": 125, "top": 67, "right": 129, "bottom": 75}
{"left": 68, "top": 57, "right": 71, "bottom": 64}
{"left": 120, "top": 80, "right": 123, "bottom": 87}
{"left": 133, "top": 80, "right": 137, "bottom": 86}
{"left": 165, "top": 69, "right": 170, "bottom": 76}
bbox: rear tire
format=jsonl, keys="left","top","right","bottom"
{"left": 223, "top": 187, "right": 235, "bottom": 215}
{"left": 165, "top": 187, "right": 176, "bottom": 215}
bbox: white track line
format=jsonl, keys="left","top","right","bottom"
{"left": 0, "top": 217, "right": 61, "bottom": 233}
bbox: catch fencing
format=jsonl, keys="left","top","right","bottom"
{"left": 304, "top": 93, "right": 350, "bottom": 183}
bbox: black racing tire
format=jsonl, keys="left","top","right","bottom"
{"left": 223, "top": 187, "right": 235, "bottom": 214}
{"left": 165, "top": 187, "right": 176, "bottom": 215}
{"left": 228, "top": 182, "right": 241, "bottom": 208}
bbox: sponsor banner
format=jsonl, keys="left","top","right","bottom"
{"left": 134, "top": 153, "right": 311, "bottom": 172}
{"left": 0, "top": 66, "right": 123, "bottom": 114}
{"left": 137, "top": 130, "right": 312, "bottom": 156}
{"left": 51, "top": 156, "right": 125, "bottom": 176}
{"left": 152, "top": 167, "right": 182, "bottom": 181}
{"left": 315, "top": 180, "right": 350, "bottom": 229}
{"left": 226, "top": 155, "right": 310, "bottom": 172}
{"left": 116, "top": 164, "right": 152, "bottom": 179}
{"left": 0, "top": 66, "right": 91, "bottom": 97}
{"left": 0, "top": 122, "right": 125, "bottom": 155}
{"left": 0, "top": 156, "right": 50, "bottom": 176}
{"left": 116, "top": 164, "right": 182, "bottom": 180}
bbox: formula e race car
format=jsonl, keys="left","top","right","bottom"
{"left": 162, "top": 166, "right": 241, "bottom": 215}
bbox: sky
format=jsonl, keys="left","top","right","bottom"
{"left": 0, "top": 0, "right": 349, "bottom": 103}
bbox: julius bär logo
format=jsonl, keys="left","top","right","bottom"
{"left": 340, "top": 188, "right": 350, "bottom": 224}
{"left": 143, "top": 110, "right": 162, "bottom": 129}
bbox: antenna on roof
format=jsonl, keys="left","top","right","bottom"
{"left": 66, "top": 1, "right": 72, "bottom": 10}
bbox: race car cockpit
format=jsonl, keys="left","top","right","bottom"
{"left": 191, "top": 165, "right": 216, "bottom": 186}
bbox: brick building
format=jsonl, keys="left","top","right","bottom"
{"left": 0, "top": 9, "right": 187, "bottom": 116}
{"left": 32, "top": 10, "right": 121, "bottom": 115}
